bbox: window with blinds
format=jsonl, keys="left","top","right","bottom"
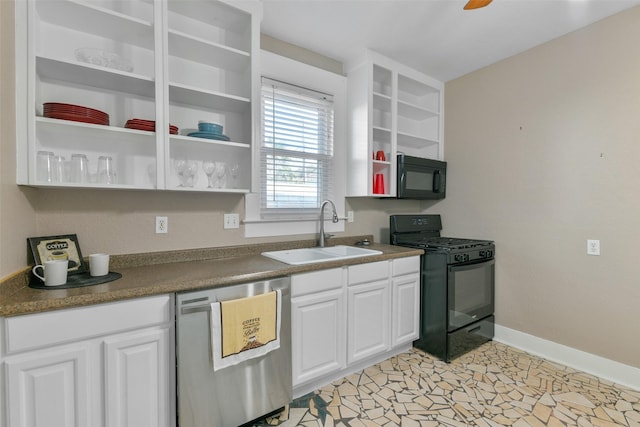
{"left": 260, "top": 77, "right": 335, "bottom": 218}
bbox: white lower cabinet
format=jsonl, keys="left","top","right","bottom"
{"left": 347, "top": 261, "right": 391, "bottom": 364}
{"left": 0, "top": 295, "right": 174, "bottom": 427}
{"left": 291, "top": 256, "right": 420, "bottom": 395}
{"left": 5, "top": 344, "right": 92, "bottom": 427}
{"left": 104, "top": 328, "right": 171, "bottom": 427}
{"left": 291, "top": 268, "right": 346, "bottom": 388}
{"left": 392, "top": 256, "right": 421, "bottom": 346}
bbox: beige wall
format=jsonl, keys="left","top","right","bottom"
{"left": 0, "top": 1, "right": 38, "bottom": 277}
{"left": 440, "top": 7, "right": 640, "bottom": 367}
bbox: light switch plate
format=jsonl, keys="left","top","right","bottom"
{"left": 587, "top": 239, "right": 600, "bottom": 255}
{"left": 347, "top": 211, "right": 354, "bottom": 223}
{"left": 224, "top": 213, "right": 240, "bottom": 229}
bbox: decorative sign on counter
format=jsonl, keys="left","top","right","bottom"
{"left": 27, "top": 234, "right": 121, "bottom": 289}
{"left": 28, "top": 234, "right": 86, "bottom": 275}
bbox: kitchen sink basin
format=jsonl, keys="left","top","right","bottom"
{"left": 261, "top": 245, "right": 383, "bottom": 265}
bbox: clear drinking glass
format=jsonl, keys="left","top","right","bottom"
{"left": 36, "top": 151, "right": 54, "bottom": 182}
{"left": 51, "top": 155, "right": 66, "bottom": 183}
{"left": 183, "top": 160, "right": 198, "bottom": 188}
{"left": 174, "top": 159, "right": 187, "bottom": 187}
{"left": 203, "top": 161, "right": 216, "bottom": 188}
{"left": 215, "top": 161, "right": 226, "bottom": 188}
{"left": 229, "top": 163, "right": 239, "bottom": 188}
{"left": 147, "top": 163, "right": 157, "bottom": 188}
{"left": 70, "top": 154, "right": 89, "bottom": 183}
{"left": 97, "top": 156, "right": 117, "bottom": 184}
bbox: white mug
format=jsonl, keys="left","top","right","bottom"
{"left": 32, "top": 259, "right": 68, "bottom": 286}
{"left": 89, "top": 253, "right": 110, "bottom": 277}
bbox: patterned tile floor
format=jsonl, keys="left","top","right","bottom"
{"left": 254, "top": 342, "right": 640, "bottom": 426}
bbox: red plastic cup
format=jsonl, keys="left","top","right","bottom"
{"left": 373, "top": 174, "right": 385, "bottom": 194}
{"left": 375, "top": 151, "right": 386, "bottom": 161}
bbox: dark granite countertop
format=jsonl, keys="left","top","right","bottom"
{"left": 0, "top": 236, "right": 422, "bottom": 317}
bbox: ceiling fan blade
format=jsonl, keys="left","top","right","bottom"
{"left": 464, "top": 0, "right": 493, "bottom": 10}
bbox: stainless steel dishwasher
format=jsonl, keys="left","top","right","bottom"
{"left": 176, "top": 277, "right": 291, "bottom": 427}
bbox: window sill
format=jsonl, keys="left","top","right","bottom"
{"left": 243, "top": 217, "right": 345, "bottom": 239}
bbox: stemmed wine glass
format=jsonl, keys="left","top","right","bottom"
{"left": 174, "top": 159, "right": 187, "bottom": 187}
{"left": 229, "top": 163, "right": 239, "bottom": 188}
{"left": 203, "top": 161, "right": 216, "bottom": 188}
{"left": 183, "top": 160, "right": 198, "bottom": 188}
{"left": 215, "top": 161, "right": 226, "bottom": 188}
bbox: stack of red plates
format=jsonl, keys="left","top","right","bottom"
{"left": 43, "top": 102, "right": 109, "bottom": 125}
{"left": 125, "top": 118, "right": 178, "bottom": 134}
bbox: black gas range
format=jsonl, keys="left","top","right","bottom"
{"left": 390, "top": 214, "right": 495, "bottom": 362}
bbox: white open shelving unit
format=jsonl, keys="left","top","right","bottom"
{"left": 346, "top": 50, "right": 444, "bottom": 198}
{"left": 15, "top": 0, "right": 261, "bottom": 193}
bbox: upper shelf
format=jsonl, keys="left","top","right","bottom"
{"left": 36, "top": 56, "right": 155, "bottom": 99}
{"left": 168, "top": 29, "right": 250, "bottom": 72}
{"left": 36, "top": 1, "right": 155, "bottom": 50}
{"left": 168, "top": 83, "right": 250, "bottom": 112}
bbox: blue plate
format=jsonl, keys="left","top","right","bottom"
{"left": 187, "top": 131, "right": 230, "bottom": 141}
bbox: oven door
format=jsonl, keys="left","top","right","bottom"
{"left": 447, "top": 259, "right": 495, "bottom": 331}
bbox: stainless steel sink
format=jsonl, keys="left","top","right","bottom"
{"left": 261, "top": 245, "right": 383, "bottom": 265}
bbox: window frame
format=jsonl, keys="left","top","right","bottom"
{"left": 260, "top": 77, "right": 335, "bottom": 218}
{"left": 244, "top": 51, "right": 347, "bottom": 238}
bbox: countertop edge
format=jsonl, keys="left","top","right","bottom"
{"left": 0, "top": 239, "right": 422, "bottom": 317}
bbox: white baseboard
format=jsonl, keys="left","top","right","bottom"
{"left": 494, "top": 324, "right": 640, "bottom": 391}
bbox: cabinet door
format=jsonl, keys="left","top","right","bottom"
{"left": 104, "top": 327, "right": 171, "bottom": 427}
{"left": 392, "top": 273, "right": 420, "bottom": 346}
{"left": 347, "top": 280, "right": 390, "bottom": 364}
{"left": 291, "top": 289, "right": 346, "bottom": 387}
{"left": 5, "top": 345, "right": 91, "bottom": 427}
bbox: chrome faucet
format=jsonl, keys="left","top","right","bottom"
{"left": 318, "top": 199, "right": 339, "bottom": 247}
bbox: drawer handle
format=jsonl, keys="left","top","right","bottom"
{"left": 467, "top": 326, "right": 481, "bottom": 333}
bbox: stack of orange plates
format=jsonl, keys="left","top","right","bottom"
{"left": 125, "top": 118, "right": 178, "bottom": 134}
{"left": 43, "top": 102, "right": 109, "bottom": 125}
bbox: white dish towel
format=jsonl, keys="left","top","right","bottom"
{"left": 210, "top": 289, "right": 281, "bottom": 371}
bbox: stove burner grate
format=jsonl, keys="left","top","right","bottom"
{"left": 399, "top": 236, "right": 493, "bottom": 250}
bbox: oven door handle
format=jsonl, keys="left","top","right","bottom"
{"left": 449, "top": 258, "right": 494, "bottom": 272}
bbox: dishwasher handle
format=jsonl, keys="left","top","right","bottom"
{"left": 180, "top": 304, "right": 212, "bottom": 315}
{"left": 180, "top": 296, "right": 214, "bottom": 315}
{"left": 178, "top": 276, "right": 290, "bottom": 316}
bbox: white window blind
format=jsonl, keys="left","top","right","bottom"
{"left": 260, "top": 77, "right": 335, "bottom": 218}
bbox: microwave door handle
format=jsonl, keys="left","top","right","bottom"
{"left": 433, "top": 170, "right": 441, "bottom": 193}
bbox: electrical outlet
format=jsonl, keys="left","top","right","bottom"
{"left": 223, "top": 213, "right": 240, "bottom": 229}
{"left": 587, "top": 239, "right": 600, "bottom": 255}
{"left": 155, "top": 216, "right": 168, "bottom": 234}
{"left": 347, "top": 210, "right": 354, "bottom": 223}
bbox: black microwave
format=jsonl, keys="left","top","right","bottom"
{"left": 397, "top": 154, "right": 447, "bottom": 200}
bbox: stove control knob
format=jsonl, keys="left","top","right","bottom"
{"left": 455, "top": 254, "right": 469, "bottom": 262}
{"left": 479, "top": 250, "right": 493, "bottom": 258}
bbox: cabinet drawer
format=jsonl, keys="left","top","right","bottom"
{"left": 392, "top": 256, "right": 420, "bottom": 276}
{"left": 291, "top": 268, "right": 344, "bottom": 297}
{"left": 5, "top": 295, "right": 172, "bottom": 354}
{"left": 348, "top": 261, "right": 389, "bottom": 285}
